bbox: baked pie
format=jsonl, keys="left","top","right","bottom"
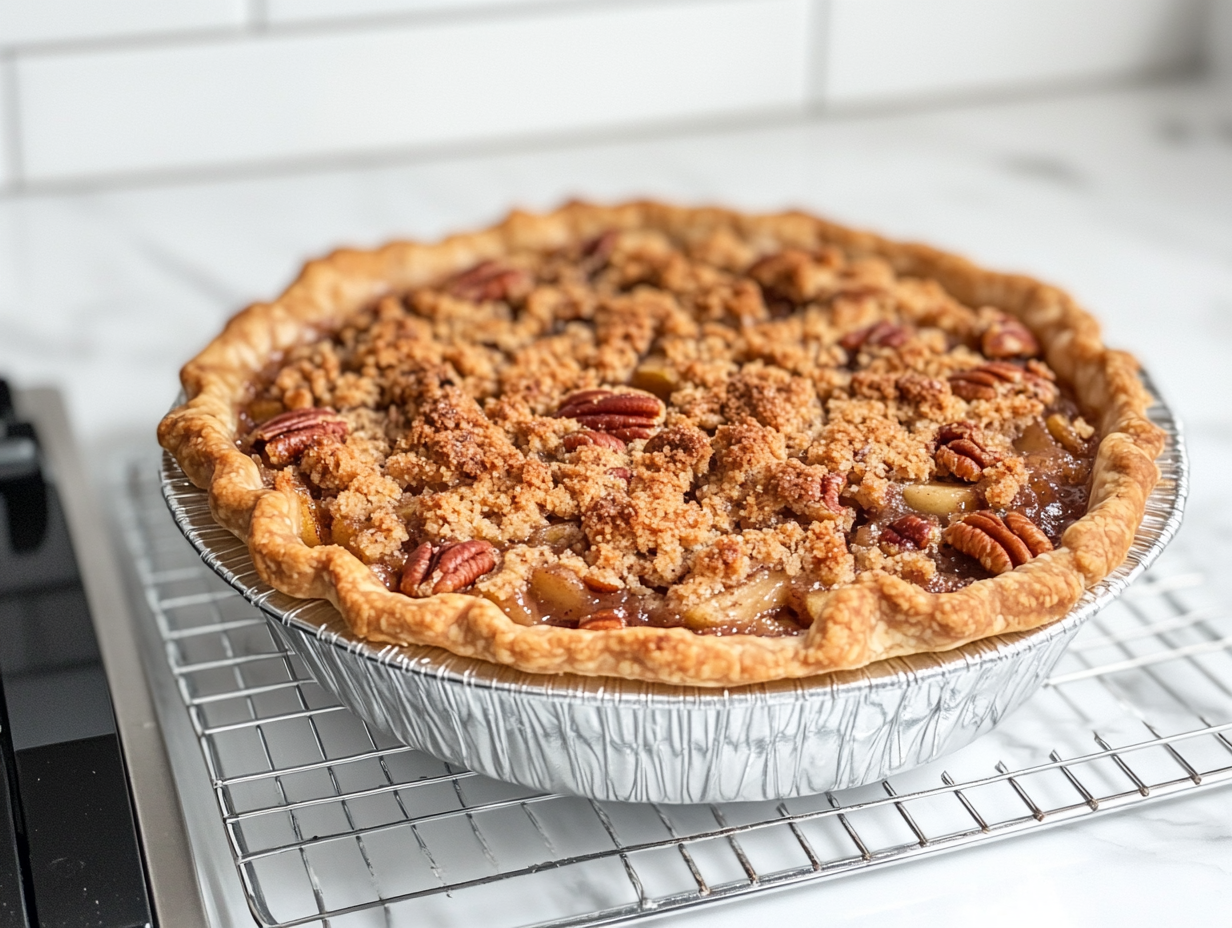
{"left": 159, "top": 202, "right": 1163, "bottom": 686}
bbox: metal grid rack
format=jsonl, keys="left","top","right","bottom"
{"left": 114, "top": 457, "right": 1232, "bottom": 928}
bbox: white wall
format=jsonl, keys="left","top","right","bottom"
{"left": 0, "top": 0, "right": 1208, "bottom": 192}
{"left": 1210, "top": 0, "right": 1232, "bottom": 86}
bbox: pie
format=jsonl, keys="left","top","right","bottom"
{"left": 158, "top": 201, "right": 1163, "bottom": 686}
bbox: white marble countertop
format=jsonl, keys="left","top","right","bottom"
{"left": 3, "top": 80, "right": 1232, "bottom": 925}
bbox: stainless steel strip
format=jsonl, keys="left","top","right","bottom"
{"left": 17, "top": 390, "right": 210, "bottom": 928}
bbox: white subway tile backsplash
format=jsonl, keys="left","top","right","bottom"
{"left": 0, "top": 60, "right": 12, "bottom": 189}
{"left": 823, "top": 0, "right": 1204, "bottom": 105}
{"left": 264, "top": 0, "right": 593, "bottom": 26}
{"left": 0, "top": 0, "right": 247, "bottom": 49}
{"left": 15, "top": 0, "right": 811, "bottom": 184}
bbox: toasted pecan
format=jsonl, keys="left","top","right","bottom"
{"left": 400, "top": 541, "right": 499, "bottom": 596}
{"left": 577, "top": 610, "right": 626, "bottom": 631}
{"left": 935, "top": 422, "right": 1002, "bottom": 482}
{"left": 981, "top": 315, "right": 1040, "bottom": 359}
{"left": 943, "top": 511, "right": 1053, "bottom": 574}
{"left": 446, "top": 260, "right": 532, "bottom": 302}
{"left": 840, "top": 321, "right": 909, "bottom": 353}
{"left": 555, "top": 389, "right": 664, "bottom": 442}
{"left": 880, "top": 514, "right": 937, "bottom": 552}
{"left": 563, "top": 430, "right": 626, "bottom": 452}
{"left": 250, "top": 407, "right": 348, "bottom": 466}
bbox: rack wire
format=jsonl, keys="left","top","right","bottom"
{"left": 114, "top": 458, "right": 1232, "bottom": 928}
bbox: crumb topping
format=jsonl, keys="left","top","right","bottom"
{"left": 240, "top": 226, "right": 1097, "bottom": 636}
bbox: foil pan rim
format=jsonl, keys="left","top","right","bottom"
{"left": 161, "top": 371, "right": 1186, "bottom": 708}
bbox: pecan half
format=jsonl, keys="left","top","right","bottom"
{"left": 880, "top": 514, "right": 937, "bottom": 552}
{"left": 839, "top": 321, "right": 909, "bottom": 354}
{"left": 578, "top": 610, "right": 626, "bottom": 631}
{"left": 943, "top": 511, "right": 1053, "bottom": 575}
{"left": 399, "top": 540, "right": 498, "bottom": 596}
{"left": 446, "top": 260, "right": 532, "bottom": 303}
{"left": 606, "top": 467, "right": 633, "bottom": 483}
{"left": 555, "top": 389, "right": 664, "bottom": 442}
{"left": 1003, "top": 511, "right": 1053, "bottom": 557}
{"left": 251, "top": 407, "right": 348, "bottom": 466}
{"left": 819, "top": 472, "right": 845, "bottom": 513}
{"left": 948, "top": 362, "right": 1030, "bottom": 401}
{"left": 563, "top": 430, "right": 626, "bottom": 452}
{"left": 935, "top": 421, "right": 1002, "bottom": 482}
{"left": 951, "top": 360, "right": 1058, "bottom": 403}
{"left": 981, "top": 315, "right": 1040, "bottom": 359}
{"left": 579, "top": 230, "right": 619, "bottom": 274}
{"left": 400, "top": 542, "right": 437, "bottom": 593}
{"left": 434, "top": 541, "right": 498, "bottom": 593}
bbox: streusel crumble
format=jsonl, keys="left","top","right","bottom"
{"left": 160, "top": 202, "right": 1162, "bottom": 684}
{"left": 238, "top": 226, "right": 1097, "bottom": 638}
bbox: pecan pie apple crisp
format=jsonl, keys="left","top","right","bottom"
{"left": 159, "top": 202, "right": 1163, "bottom": 686}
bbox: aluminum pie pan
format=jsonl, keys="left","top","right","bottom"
{"left": 160, "top": 374, "right": 1185, "bottom": 804}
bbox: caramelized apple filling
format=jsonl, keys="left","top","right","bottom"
{"left": 483, "top": 565, "right": 813, "bottom": 636}
{"left": 239, "top": 227, "right": 1099, "bottom": 635}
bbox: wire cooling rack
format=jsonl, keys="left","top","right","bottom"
{"left": 113, "top": 456, "right": 1232, "bottom": 928}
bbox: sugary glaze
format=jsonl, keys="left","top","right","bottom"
{"left": 237, "top": 228, "right": 1098, "bottom": 637}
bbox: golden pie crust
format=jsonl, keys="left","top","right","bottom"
{"left": 158, "top": 202, "right": 1163, "bottom": 686}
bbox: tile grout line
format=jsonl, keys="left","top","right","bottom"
{"left": 0, "top": 0, "right": 727, "bottom": 60}
{"left": 0, "top": 71, "right": 1175, "bottom": 203}
{"left": 247, "top": 0, "right": 270, "bottom": 33}
{"left": 0, "top": 103, "right": 815, "bottom": 201}
{"left": 0, "top": 2, "right": 1197, "bottom": 198}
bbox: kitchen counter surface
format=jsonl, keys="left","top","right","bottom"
{"left": 3, "top": 80, "right": 1232, "bottom": 925}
